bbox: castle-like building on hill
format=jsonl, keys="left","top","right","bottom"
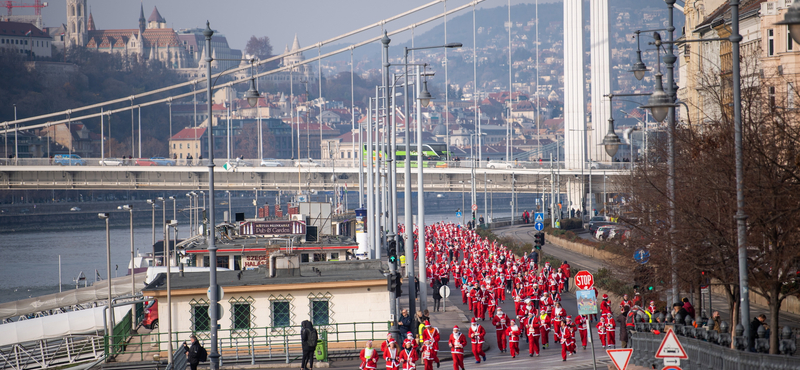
{"left": 64, "top": 0, "right": 241, "bottom": 73}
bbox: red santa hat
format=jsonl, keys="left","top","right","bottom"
{"left": 471, "top": 317, "right": 477, "bottom": 324}
{"left": 453, "top": 325, "right": 460, "bottom": 329}
{"left": 566, "top": 315, "right": 573, "bottom": 321}
{"left": 424, "top": 320, "right": 431, "bottom": 327}
{"left": 407, "top": 332, "right": 414, "bottom": 337}
{"left": 602, "top": 294, "right": 609, "bottom": 299}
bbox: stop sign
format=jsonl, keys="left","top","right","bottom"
{"left": 575, "top": 270, "right": 594, "bottom": 290}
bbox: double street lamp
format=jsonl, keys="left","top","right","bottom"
{"left": 97, "top": 212, "right": 114, "bottom": 344}
{"left": 117, "top": 204, "right": 136, "bottom": 331}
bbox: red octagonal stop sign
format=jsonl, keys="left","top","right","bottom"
{"left": 575, "top": 270, "right": 594, "bottom": 290}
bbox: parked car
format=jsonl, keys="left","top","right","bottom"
{"left": 595, "top": 225, "right": 614, "bottom": 240}
{"left": 142, "top": 299, "right": 159, "bottom": 329}
{"left": 70, "top": 207, "right": 81, "bottom": 212}
{"left": 260, "top": 158, "right": 284, "bottom": 167}
{"left": 99, "top": 158, "right": 124, "bottom": 166}
{"left": 54, "top": 154, "right": 86, "bottom": 166}
{"left": 486, "top": 160, "right": 516, "bottom": 169}
{"left": 585, "top": 215, "right": 609, "bottom": 230}
{"left": 295, "top": 158, "right": 320, "bottom": 167}
{"left": 589, "top": 221, "right": 616, "bottom": 235}
{"left": 136, "top": 157, "right": 176, "bottom": 166}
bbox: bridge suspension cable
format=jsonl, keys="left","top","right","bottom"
{"left": 2, "top": 0, "right": 486, "bottom": 133}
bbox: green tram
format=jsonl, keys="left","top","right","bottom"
{"left": 362, "top": 143, "right": 450, "bottom": 168}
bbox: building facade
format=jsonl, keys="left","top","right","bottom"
{"left": 0, "top": 21, "right": 53, "bottom": 58}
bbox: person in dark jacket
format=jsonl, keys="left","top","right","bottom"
{"left": 672, "top": 303, "right": 688, "bottom": 323}
{"left": 433, "top": 280, "right": 443, "bottom": 312}
{"left": 183, "top": 335, "right": 202, "bottom": 370}
{"left": 616, "top": 308, "right": 630, "bottom": 348}
{"left": 748, "top": 314, "right": 766, "bottom": 352}
{"left": 398, "top": 309, "right": 412, "bottom": 335}
{"left": 300, "top": 320, "right": 318, "bottom": 370}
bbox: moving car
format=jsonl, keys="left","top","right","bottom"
{"left": 260, "top": 158, "right": 284, "bottom": 167}
{"left": 54, "top": 154, "right": 86, "bottom": 166}
{"left": 70, "top": 207, "right": 81, "bottom": 212}
{"left": 136, "top": 157, "right": 176, "bottom": 166}
{"left": 486, "top": 160, "right": 516, "bottom": 169}
{"left": 295, "top": 158, "right": 320, "bottom": 167}
{"left": 99, "top": 158, "right": 124, "bottom": 166}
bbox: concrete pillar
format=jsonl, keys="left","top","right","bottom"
{"left": 564, "top": 0, "right": 587, "bottom": 170}
{"left": 567, "top": 181, "right": 584, "bottom": 213}
{"left": 590, "top": 0, "right": 611, "bottom": 163}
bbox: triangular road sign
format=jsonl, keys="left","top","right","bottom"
{"left": 655, "top": 329, "right": 688, "bottom": 359}
{"left": 606, "top": 348, "right": 633, "bottom": 370}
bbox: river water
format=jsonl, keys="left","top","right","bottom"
{"left": 0, "top": 194, "right": 540, "bottom": 304}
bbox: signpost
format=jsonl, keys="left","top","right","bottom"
{"left": 606, "top": 349, "right": 633, "bottom": 370}
{"left": 634, "top": 248, "right": 651, "bottom": 264}
{"left": 575, "top": 270, "right": 595, "bottom": 290}
{"left": 439, "top": 285, "right": 451, "bottom": 312}
{"left": 534, "top": 212, "right": 544, "bottom": 223}
{"left": 239, "top": 220, "right": 306, "bottom": 236}
{"left": 534, "top": 222, "right": 544, "bottom": 231}
{"left": 655, "top": 329, "right": 688, "bottom": 359}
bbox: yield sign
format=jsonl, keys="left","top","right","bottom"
{"left": 655, "top": 329, "right": 688, "bottom": 359}
{"left": 606, "top": 348, "right": 633, "bottom": 370}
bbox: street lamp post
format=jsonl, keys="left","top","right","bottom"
{"left": 169, "top": 196, "right": 176, "bottom": 246}
{"left": 118, "top": 204, "right": 136, "bottom": 331}
{"left": 164, "top": 219, "right": 178, "bottom": 368}
{"left": 98, "top": 212, "right": 113, "bottom": 357}
{"left": 158, "top": 197, "right": 166, "bottom": 265}
{"left": 400, "top": 41, "right": 461, "bottom": 317}
{"left": 147, "top": 199, "right": 155, "bottom": 258}
{"left": 186, "top": 193, "right": 194, "bottom": 237}
{"left": 202, "top": 22, "right": 260, "bottom": 369}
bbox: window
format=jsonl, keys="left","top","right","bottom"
{"left": 229, "top": 296, "right": 255, "bottom": 337}
{"left": 769, "top": 86, "right": 776, "bottom": 108}
{"left": 789, "top": 28, "right": 794, "bottom": 52}
{"left": 189, "top": 299, "right": 210, "bottom": 335}
{"left": 269, "top": 296, "right": 293, "bottom": 328}
{"left": 308, "top": 292, "right": 334, "bottom": 327}
{"left": 768, "top": 29, "right": 775, "bottom": 56}
{"left": 179, "top": 143, "right": 183, "bottom": 149}
{"left": 311, "top": 300, "right": 329, "bottom": 325}
{"left": 172, "top": 143, "right": 175, "bottom": 149}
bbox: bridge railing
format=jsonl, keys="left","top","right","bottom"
{"left": 1, "top": 157, "right": 634, "bottom": 171}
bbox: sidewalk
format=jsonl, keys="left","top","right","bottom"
{"left": 495, "top": 224, "right": 800, "bottom": 329}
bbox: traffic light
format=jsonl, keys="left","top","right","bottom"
{"left": 534, "top": 232, "right": 545, "bottom": 246}
{"left": 387, "top": 240, "right": 398, "bottom": 264}
{"left": 395, "top": 274, "right": 403, "bottom": 296}
{"left": 387, "top": 273, "right": 396, "bottom": 292}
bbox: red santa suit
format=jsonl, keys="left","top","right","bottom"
{"left": 448, "top": 327, "right": 467, "bottom": 370}
{"left": 491, "top": 310, "right": 511, "bottom": 352}
{"left": 538, "top": 311, "right": 551, "bottom": 348}
{"left": 506, "top": 321, "right": 522, "bottom": 358}
{"left": 647, "top": 302, "right": 657, "bottom": 314}
{"left": 605, "top": 313, "right": 616, "bottom": 348}
{"left": 398, "top": 346, "right": 419, "bottom": 370}
{"left": 420, "top": 341, "right": 436, "bottom": 370}
{"left": 596, "top": 321, "right": 607, "bottom": 347}
{"left": 421, "top": 323, "right": 440, "bottom": 365}
{"left": 467, "top": 318, "right": 486, "bottom": 363}
{"left": 600, "top": 296, "right": 612, "bottom": 315}
{"left": 384, "top": 344, "right": 400, "bottom": 370}
{"left": 526, "top": 314, "right": 541, "bottom": 356}
{"left": 559, "top": 324, "right": 574, "bottom": 361}
{"left": 359, "top": 346, "right": 379, "bottom": 370}
{"left": 575, "top": 315, "right": 589, "bottom": 349}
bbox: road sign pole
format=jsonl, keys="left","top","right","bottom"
{"left": 590, "top": 333, "right": 597, "bottom": 370}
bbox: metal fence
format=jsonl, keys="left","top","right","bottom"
{"left": 630, "top": 325, "right": 800, "bottom": 370}
{"left": 0, "top": 335, "right": 105, "bottom": 370}
{"left": 115, "top": 321, "right": 388, "bottom": 364}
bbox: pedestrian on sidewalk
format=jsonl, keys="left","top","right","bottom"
{"left": 448, "top": 326, "right": 467, "bottom": 370}
{"left": 300, "top": 320, "right": 318, "bottom": 370}
{"left": 398, "top": 309, "right": 412, "bottom": 335}
{"left": 615, "top": 308, "right": 629, "bottom": 349}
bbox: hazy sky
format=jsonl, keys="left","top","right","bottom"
{"left": 38, "top": 0, "right": 559, "bottom": 51}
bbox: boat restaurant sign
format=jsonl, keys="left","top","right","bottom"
{"left": 240, "top": 221, "right": 306, "bottom": 236}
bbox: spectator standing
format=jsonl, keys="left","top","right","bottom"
{"left": 183, "top": 334, "right": 205, "bottom": 370}
{"left": 433, "top": 280, "right": 443, "bottom": 312}
{"left": 398, "top": 309, "right": 412, "bottom": 335}
{"left": 682, "top": 297, "right": 696, "bottom": 319}
{"left": 300, "top": 320, "right": 318, "bottom": 370}
{"left": 616, "top": 308, "right": 629, "bottom": 348}
{"left": 748, "top": 314, "right": 766, "bottom": 352}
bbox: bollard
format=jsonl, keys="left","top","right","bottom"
{"left": 779, "top": 326, "right": 796, "bottom": 355}
{"left": 250, "top": 336, "right": 255, "bottom": 365}
{"left": 718, "top": 321, "right": 731, "bottom": 348}
{"left": 733, "top": 323, "right": 746, "bottom": 351}
{"left": 755, "top": 325, "right": 769, "bottom": 353}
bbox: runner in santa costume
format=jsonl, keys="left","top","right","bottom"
{"left": 359, "top": 341, "right": 379, "bottom": 370}
{"left": 491, "top": 308, "right": 510, "bottom": 353}
{"left": 551, "top": 314, "right": 562, "bottom": 345}
{"left": 384, "top": 340, "right": 401, "bottom": 370}
{"left": 448, "top": 326, "right": 467, "bottom": 370}
{"left": 477, "top": 286, "right": 489, "bottom": 320}
{"left": 506, "top": 319, "right": 521, "bottom": 358}
{"left": 467, "top": 317, "right": 486, "bottom": 363}
{"left": 575, "top": 314, "right": 589, "bottom": 349}
{"left": 565, "top": 316, "right": 577, "bottom": 354}
{"left": 420, "top": 340, "right": 436, "bottom": 370}
{"left": 381, "top": 332, "right": 394, "bottom": 354}
{"left": 538, "top": 308, "right": 551, "bottom": 349}
{"left": 604, "top": 312, "right": 616, "bottom": 348}
{"left": 421, "top": 321, "right": 440, "bottom": 367}
{"left": 559, "top": 319, "right": 574, "bottom": 361}
{"left": 398, "top": 340, "right": 419, "bottom": 370}
{"left": 619, "top": 294, "right": 632, "bottom": 312}
{"left": 526, "top": 312, "right": 541, "bottom": 357}
{"left": 403, "top": 332, "right": 418, "bottom": 351}
{"left": 600, "top": 294, "right": 612, "bottom": 316}
{"left": 596, "top": 319, "right": 607, "bottom": 347}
